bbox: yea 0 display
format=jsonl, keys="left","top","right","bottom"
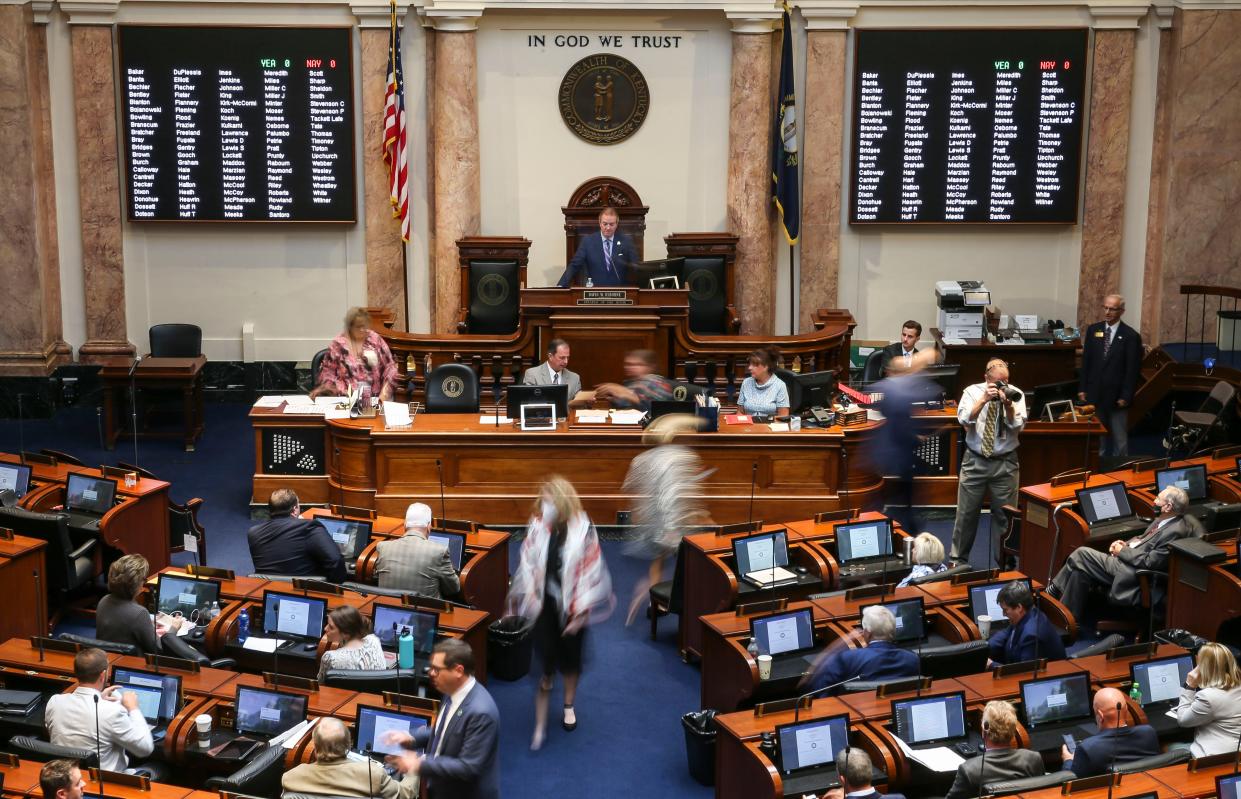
{"left": 119, "top": 25, "right": 356, "bottom": 222}
{"left": 850, "top": 28, "right": 1088, "bottom": 224}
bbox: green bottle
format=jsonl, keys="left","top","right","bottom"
{"left": 1129, "top": 682, "right": 1142, "bottom": 704}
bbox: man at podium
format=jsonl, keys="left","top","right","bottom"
{"left": 556, "top": 206, "right": 635, "bottom": 287}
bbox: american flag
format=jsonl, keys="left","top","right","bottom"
{"left": 383, "top": 0, "right": 409, "bottom": 242}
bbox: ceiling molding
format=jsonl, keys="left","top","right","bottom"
{"left": 60, "top": 0, "right": 119, "bottom": 24}
{"left": 799, "top": 2, "right": 860, "bottom": 29}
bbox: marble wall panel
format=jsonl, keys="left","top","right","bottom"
{"left": 800, "top": 29, "right": 846, "bottom": 331}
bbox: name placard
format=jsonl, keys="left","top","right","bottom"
{"left": 577, "top": 290, "right": 633, "bottom": 306}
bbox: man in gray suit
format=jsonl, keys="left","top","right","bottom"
{"left": 374, "top": 502, "right": 460, "bottom": 599}
{"left": 522, "top": 338, "right": 581, "bottom": 399}
{"left": 946, "top": 700, "right": 1043, "bottom": 799}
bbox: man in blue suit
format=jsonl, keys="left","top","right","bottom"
{"left": 387, "top": 639, "right": 499, "bottom": 799}
{"left": 1061, "top": 687, "right": 1159, "bottom": 777}
{"left": 1078, "top": 294, "right": 1142, "bottom": 456}
{"left": 986, "top": 579, "right": 1065, "bottom": 665}
{"left": 806, "top": 605, "right": 920, "bottom": 692}
{"left": 557, "top": 207, "right": 635, "bottom": 287}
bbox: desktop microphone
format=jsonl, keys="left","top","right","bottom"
{"left": 150, "top": 602, "right": 161, "bottom": 674}
{"left": 16, "top": 395, "right": 25, "bottom": 465}
{"left": 879, "top": 531, "right": 891, "bottom": 600}
{"left": 792, "top": 675, "right": 862, "bottom": 724}
{"left": 128, "top": 355, "right": 143, "bottom": 469}
{"left": 1232, "top": 712, "right": 1241, "bottom": 775}
{"left": 435, "top": 460, "right": 446, "bottom": 519}
{"left": 33, "top": 569, "right": 44, "bottom": 662}
{"left": 976, "top": 720, "right": 989, "bottom": 799}
{"left": 1105, "top": 701, "right": 1122, "bottom": 799}
{"left": 365, "top": 743, "right": 375, "bottom": 797}
{"left": 93, "top": 693, "right": 105, "bottom": 797}
{"left": 1046, "top": 501, "right": 1074, "bottom": 591}
{"left": 747, "top": 462, "right": 758, "bottom": 524}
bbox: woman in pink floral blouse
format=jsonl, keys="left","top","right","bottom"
{"left": 309, "top": 307, "right": 399, "bottom": 402}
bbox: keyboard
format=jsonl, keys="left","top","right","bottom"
{"left": 64, "top": 512, "right": 102, "bottom": 530}
{"left": 782, "top": 767, "right": 838, "bottom": 797}
{"left": 1087, "top": 518, "right": 1148, "bottom": 539}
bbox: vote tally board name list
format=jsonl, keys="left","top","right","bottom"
{"left": 125, "top": 57, "right": 350, "bottom": 221}
{"left": 853, "top": 60, "right": 1081, "bottom": 223}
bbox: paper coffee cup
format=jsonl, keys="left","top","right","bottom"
{"left": 195, "top": 713, "right": 212, "bottom": 747}
{"left": 977, "top": 614, "right": 992, "bottom": 639}
{"left": 757, "top": 654, "right": 773, "bottom": 681}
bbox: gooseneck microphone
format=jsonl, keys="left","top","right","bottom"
{"left": 976, "top": 720, "right": 989, "bottom": 799}
{"left": 747, "top": 462, "right": 758, "bottom": 524}
{"left": 93, "top": 693, "right": 105, "bottom": 797}
{"left": 33, "top": 569, "right": 44, "bottom": 662}
{"left": 793, "top": 675, "right": 862, "bottom": 724}
{"left": 435, "top": 459, "right": 446, "bottom": 519}
{"left": 128, "top": 355, "right": 143, "bottom": 468}
{"left": 1105, "top": 701, "right": 1122, "bottom": 799}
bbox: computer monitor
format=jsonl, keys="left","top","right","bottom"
{"left": 968, "top": 578, "right": 1032, "bottom": 623}
{"left": 1217, "top": 774, "right": 1241, "bottom": 799}
{"left": 1155, "top": 464, "right": 1209, "bottom": 502}
{"left": 627, "top": 257, "right": 685, "bottom": 288}
{"left": 261, "top": 590, "right": 327, "bottom": 641}
{"left": 428, "top": 530, "right": 466, "bottom": 571}
{"left": 775, "top": 713, "right": 850, "bottom": 775}
{"left": 112, "top": 667, "right": 181, "bottom": 722}
{"left": 732, "top": 530, "right": 790, "bottom": 576}
{"left": 372, "top": 604, "right": 438, "bottom": 656}
{"left": 1019, "top": 672, "right": 1093, "bottom": 728}
{"left": 1130, "top": 655, "right": 1193, "bottom": 705}
{"left": 891, "top": 693, "right": 967, "bottom": 745}
{"left": 649, "top": 400, "right": 696, "bottom": 420}
{"left": 155, "top": 574, "right": 221, "bottom": 619}
{"left": 0, "top": 463, "right": 32, "bottom": 499}
{"left": 507, "top": 384, "right": 569, "bottom": 421}
{"left": 860, "top": 597, "right": 925, "bottom": 644}
{"left": 234, "top": 686, "right": 308, "bottom": 738}
{"left": 354, "top": 704, "right": 430, "bottom": 756}
{"left": 834, "top": 519, "right": 894, "bottom": 564}
{"left": 65, "top": 473, "right": 117, "bottom": 514}
{"left": 1075, "top": 482, "right": 1134, "bottom": 525}
{"left": 1028, "top": 379, "right": 1079, "bottom": 420}
{"left": 750, "top": 609, "right": 816, "bottom": 656}
{"left": 922, "top": 364, "right": 961, "bottom": 399}
{"left": 317, "top": 516, "right": 373, "bottom": 560}
{"left": 792, "top": 371, "right": 836, "bottom": 412}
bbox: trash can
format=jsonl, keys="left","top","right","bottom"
{"left": 487, "top": 616, "right": 533, "bottom": 681}
{"left": 681, "top": 709, "right": 718, "bottom": 786}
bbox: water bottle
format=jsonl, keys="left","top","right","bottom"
{"left": 398, "top": 627, "right": 415, "bottom": 670}
{"left": 1129, "top": 682, "right": 1142, "bottom": 704}
{"left": 747, "top": 637, "right": 760, "bottom": 660}
{"left": 238, "top": 608, "right": 250, "bottom": 643}
{"left": 585, "top": 277, "right": 594, "bottom": 289}
{"left": 209, "top": 601, "right": 221, "bottom": 621}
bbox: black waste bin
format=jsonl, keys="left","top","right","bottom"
{"left": 488, "top": 615, "right": 533, "bottom": 681}
{"left": 682, "top": 708, "right": 717, "bottom": 786}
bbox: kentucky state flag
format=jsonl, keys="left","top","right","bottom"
{"left": 771, "top": 5, "right": 800, "bottom": 245}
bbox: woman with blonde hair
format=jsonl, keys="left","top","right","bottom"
{"left": 96, "top": 553, "right": 182, "bottom": 654}
{"left": 309, "top": 307, "right": 399, "bottom": 402}
{"left": 897, "top": 532, "right": 948, "bottom": 587}
{"left": 1175, "top": 642, "right": 1241, "bottom": 756}
{"left": 508, "top": 476, "right": 613, "bottom": 750}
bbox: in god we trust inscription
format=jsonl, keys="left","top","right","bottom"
{"left": 558, "top": 53, "right": 650, "bottom": 145}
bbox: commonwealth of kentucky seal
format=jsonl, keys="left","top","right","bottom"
{"left": 558, "top": 53, "right": 650, "bottom": 145}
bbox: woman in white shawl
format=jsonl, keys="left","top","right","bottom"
{"left": 508, "top": 476, "right": 613, "bottom": 750}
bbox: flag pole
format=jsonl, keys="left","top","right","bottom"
{"left": 790, "top": 242, "right": 796, "bottom": 336}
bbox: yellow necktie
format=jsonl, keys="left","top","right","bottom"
{"left": 981, "top": 401, "right": 999, "bottom": 457}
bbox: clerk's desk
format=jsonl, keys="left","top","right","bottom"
{"left": 1017, "top": 450, "right": 1241, "bottom": 588}
{"left": 2, "top": 452, "right": 173, "bottom": 569}
{"left": 300, "top": 507, "right": 511, "bottom": 620}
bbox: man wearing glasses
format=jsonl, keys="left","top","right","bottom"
{"left": 1078, "top": 294, "right": 1142, "bottom": 457}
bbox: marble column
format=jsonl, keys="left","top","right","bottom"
{"left": 70, "top": 7, "right": 133, "bottom": 360}
{"left": 1140, "top": 8, "right": 1175, "bottom": 345}
{"left": 798, "top": 8, "right": 853, "bottom": 331}
{"left": 725, "top": 15, "right": 777, "bottom": 335}
{"left": 0, "top": 2, "right": 70, "bottom": 375}
{"left": 429, "top": 14, "right": 480, "bottom": 335}
{"left": 354, "top": 3, "right": 409, "bottom": 330}
{"left": 1076, "top": 19, "right": 1137, "bottom": 329}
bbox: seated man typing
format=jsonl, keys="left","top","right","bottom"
{"left": 987, "top": 580, "right": 1065, "bottom": 666}
{"left": 1061, "top": 687, "right": 1159, "bottom": 777}
{"left": 805, "top": 605, "right": 920, "bottom": 692}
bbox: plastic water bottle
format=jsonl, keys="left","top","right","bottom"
{"left": 1129, "top": 682, "right": 1142, "bottom": 704}
{"left": 209, "top": 601, "right": 221, "bottom": 621}
{"left": 238, "top": 608, "right": 250, "bottom": 643}
{"left": 585, "top": 277, "right": 594, "bottom": 289}
{"left": 398, "top": 627, "right": 415, "bottom": 670}
{"left": 747, "top": 637, "right": 760, "bottom": 660}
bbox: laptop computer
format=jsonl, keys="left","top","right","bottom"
{"left": 860, "top": 597, "right": 926, "bottom": 645}
{"left": 775, "top": 713, "right": 851, "bottom": 797}
{"left": 834, "top": 519, "right": 901, "bottom": 578}
{"left": 733, "top": 530, "right": 798, "bottom": 588}
{"left": 967, "top": 578, "right": 1033, "bottom": 633}
{"left": 112, "top": 666, "right": 182, "bottom": 736}
{"left": 750, "top": 608, "right": 818, "bottom": 680}
{"left": 155, "top": 574, "right": 221, "bottom": 622}
{"left": 318, "top": 516, "right": 373, "bottom": 573}
{"left": 0, "top": 462, "right": 32, "bottom": 499}
{"left": 354, "top": 703, "right": 430, "bottom": 756}
{"left": 1217, "top": 773, "right": 1241, "bottom": 799}
{"left": 1019, "top": 672, "right": 1096, "bottom": 750}
{"left": 234, "top": 685, "right": 308, "bottom": 741}
{"left": 63, "top": 473, "right": 118, "bottom": 530}
{"left": 1129, "top": 654, "right": 1193, "bottom": 734}
{"left": 1156, "top": 464, "right": 1225, "bottom": 520}
{"left": 428, "top": 530, "right": 467, "bottom": 572}
{"left": 261, "top": 590, "right": 327, "bottom": 651}
{"left": 891, "top": 692, "right": 975, "bottom": 756}
{"left": 1074, "top": 482, "right": 1148, "bottom": 539}
{"left": 373, "top": 603, "right": 439, "bottom": 658}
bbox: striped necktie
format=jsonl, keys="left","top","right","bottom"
{"left": 603, "top": 239, "right": 614, "bottom": 275}
{"left": 1104, "top": 327, "right": 1113, "bottom": 357}
{"left": 981, "top": 401, "right": 1000, "bottom": 457}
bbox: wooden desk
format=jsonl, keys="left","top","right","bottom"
{"left": 1167, "top": 539, "right": 1240, "bottom": 641}
{"left": 99, "top": 356, "right": 207, "bottom": 452}
{"left": 1018, "top": 773, "right": 1171, "bottom": 799}
{"left": 1145, "top": 759, "right": 1241, "bottom": 799}
{"left": 932, "top": 328, "right": 1079, "bottom": 397}
{"left": 0, "top": 757, "right": 52, "bottom": 795}
{"left": 0, "top": 534, "right": 48, "bottom": 640}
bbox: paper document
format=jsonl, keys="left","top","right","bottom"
{"left": 254, "top": 396, "right": 285, "bottom": 408}
{"left": 283, "top": 404, "right": 323, "bottom": 415}
{"left": 283, "top": 394, "right": 313, "bottom": 403}
{"left": 575, "top": 410, "right": 609, "bottom": 423}
{"left": 610, "top": 410, "right": 646, "bottom": 424}
{"left": 890, "top": 735, "right": 964, "bottom": 772}
{"left": 480, "top": 415, "right": 513, "bottom": 425}
{"left": 272, "top": 718, "right": 316, "bottom": 749}
{"left": 768, "top": 423, "right": 790, "bottom": 432}
{"left": 942, "top": 337, "right": 968, "bottom": 346}
{"left": 324, "top": 407, "right": 352, "bottom": 420}
{"left": 241, "top": 637, "right": 281, "bottom": 653}
{"left": 314, "top": 396, "right": 348, "bottom": 407}
{"left": 383, "top": 402, "right": 412, "bottom": 427}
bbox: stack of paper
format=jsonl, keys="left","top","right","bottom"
{"left": 890, "top": 736, "right": 964, "bottom": 772}
{"left": 240, "top": 637, "right": 281, "bottom": 653}
{"left": 314, "top": 396, "right": 348, "bottom": 407}
{"left": 610, "top": 409, "right": 646, "bottom": 424}
{"left": 575, "top": 410, "right": 609, "bottom": 423}
{"left": 253, "top": 396, "right": 285, "bottom": 408}
{"left": 272, "top": 717, "right": 317, "bottom": 749}
{"left": 383, "top": 401, "right": 412, "bottom": 428}
{"left": 479, "top": 415, "right": 513, "bottom": 425}
{"left": 283, "top": 404, "right": 323, "bottom": 415}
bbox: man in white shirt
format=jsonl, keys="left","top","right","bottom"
{"left": 45, "top": 649, "right": 154, "bottom": 773}
{"left": 522, "top": 338, "right": 582, "bottom": 399}
{"left": 949, "top": 358, "right": 1027, "bottom": 566}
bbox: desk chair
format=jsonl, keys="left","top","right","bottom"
{"left": 8, "top": 736, "right": 98, "bottom": 767}
{"left": 204, "top": 743, "right": 288, "bottom": 799}
{"left": 999, "top": 503, "right": 1022, "bottom": 570}
{"left": 906, "top": 563, "right": 973, "bottom": 586}
{"left": 1175, "top": 380, "right": 1236, "bottom": 443}
{"left": 648, "top": 539, "right": 688, "bottom": 642}
{"left": 310, "top": 349, "right": 329, "bottom": 391}
{"left": 862, "top": 349, "right": 886, "bottom": 383}
{"left": 425, "top": 363, "right": 480, "bottom": 413}
{"left": 917, "top": 640, "right": 990, "bottom": 679}
{"left": 1067, "top": 633, "right": 1126, "bottom": 659}
{"left": 0, "top": 506, "right": 99, "bottom": 624}
{"left": 117, "top": 461, "right": 208, "bottom": 564}
{"left": 40, "top": 449, "right": 85, "bottom": 467}
{"left": 149, "top": 323, "right": 202, "bottom": 357}
{"left": 58, "top": 633, "right": 141, "bottom": 658}
{"left": 984, "top": 770, "right": 1075, "bottom": 796}
{"left": 1094, "top": 569, "right": 1168, "bottom": 643}
{"left": 1113, "top": 748, "right": 1192, "bottom": 774}
{"left": 321, "top": 667, "right": 421, "bottom": 694}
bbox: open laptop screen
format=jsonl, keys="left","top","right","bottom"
{"left": 428, "top": 530, "right": 466, "bottom": 571}
{"left": 775, "top": 713, "right": 850, "bottom": 774}
{"left": 0, "top": 463, "right": 32, "bottom": 498}
{"left": 355, "top": 704, "right": 430, "bottom": 756}
{"left": 835, "top": 519, "right": 894, "bottom": 564}
{"left": 112, "top": 667, "right": 181, "bottom": 721}
{"left": 1020, "top": 672, "right": 1092, "bottom": 728}
{"left": 891, "top": 693, "right": 967, "bottom": 746}
{"left": 968, "top": 578, "right": 1033, "bottom": 623}
{"left": 155, "top": 574, "right": 221, "bottom": 619}
{"left": 124, "top": 684, "right": 165, "bottom": 725}
{"left": 860, "top": 597, "right": 925, "bottom": 644}
{"left": 1075, "top": 482, "right": 1133, "bottom": 525}
{"left": 318, "top": 516, "right": 372, "bottom": 560}
{"left": 261, "top": 590, "right": 327, "bottom": 641}
{"left": 65, "top": 473, "right": 117, "bottom": 514}
{"left": 1130, "top": 655, "right": 1193, "bottom": 705}
{"left": 234, "top": 686, "right": 307, "bottom": 737}
{"left": 732, "top": 530, "right": 790, "bottom": 575}
{"left": 1217, "top": 774, "right": 1241, "bottom": 799}
{"left": 750, "top": 609, "right": 815, "bottom": 656}
{"left": 373, "top": 604, "right": 438, "bottom": 656}
{"left": 1155, "top": 464, "right": 1208, "bottom": 502}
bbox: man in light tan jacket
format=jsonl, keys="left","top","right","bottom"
{"left": 282, "top": 718, "right": 419, "bottom": 799}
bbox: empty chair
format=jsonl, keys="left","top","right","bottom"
{"left": 984, "top": 771, "right": 1075, "bottom": 797}
{"left": 917, "top": 640, "right": 990, "bottom": 680}
{"left": 8, "top": 735, "right": 99, "bottom": 767}
{"left": 149, "top": 323, "right": 202, "bottom": 357}
{"left": 57, "top": 633, "right": 141, "bottom": 658}
{"left": 0, "top": 506, "right": 98, "bottom": 613}
{"left": 40, "top": 449, "right": 85, "bottom": 467}
{"left": 204, "top": 744, "right": 288, "bottom": 798}
{"left": 425, "top": 363, "right": 480, "bottom": 413}
{"left": 1175, "top": 380, "right": 1236, "bottom": 442}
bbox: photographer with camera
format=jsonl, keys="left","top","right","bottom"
{"left": 949, "top": 358, "right": 1027, "bottom": 567}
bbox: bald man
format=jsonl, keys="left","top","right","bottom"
{"left": 1078, "top": 294, "right": 1141, "bottom": 457}
{"left": 282, "top": 718, "right": 419, "bottom": 799}
{"left": 1061, "top": 687, "right": 1159, "bottom": 778}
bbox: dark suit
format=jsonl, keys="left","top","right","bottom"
{"left": 879, "top": 342, "right": 917, "bottom": 375}
{"left": 987, "top": 607, "right": 1065, "bottom": 664}
{"left": 946, "top": 747, "right": 1044, "bottom": 799}
{"left": 414, "top": 680, "right": 500, "bottom": 799}
{"left": 1079, "top": 320, "right": 1141, "bottom": 456}
{"left": 810, "top": 640, "right": 920, "bottom": 692}
{"left": 1066, "top": 724, "right": 1160, "bottom": 778}
{"left": 556, "top": 231, "right": 635, "bottom": 287}
{"left": 1050, "top": 514, "right": 1203, "bottom": 621}
{"left": 847, "top": 789, "right": 906, "bottom": 799}
{"left": 246, "top": 515, "right": 346, "bottom": 582}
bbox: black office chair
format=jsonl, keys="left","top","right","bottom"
{"left": 341, "top": 581, "right": 406, "bottom": 598}
{"left": 248, "top": 573, "right": 326, "bottom": 583}
{"left": 321, "top": 668, "right": 420, "bottom": 694}
{"left": 0, "top": 506, "right": 98, "bottom": 613}
{"left": 425, "top": 363, "right": 480, "bottom": 413}
{"left": 682, "top": 255, "right": 730, "bottom": 334}
{"left": 284, "top": 793, "right": 360, "bottom": 799}
{"left": 906, "top": 563, "right": 973, "bottom": 586}
{"left": 310, "top": 348, "right": 329, "bottom": 390}
{"left": 57, "top": 633, "right": 142, "bottom": 658}
{"left": 40, "top": 449, "right": 85, "bottom": 467}
{"left": 862, "top": 349, "right": 886, "bottom": 383}
{"left": 204, "top": 744, "right": 288, "bottom": 798}
{"left": 8, "top": 736, "right": 98, "bottom": 767}
{"left": 464, "top": 260, "right": 521, "bottom": 335}
{"left": 773, "top": 368, "right": 802, "bottom": 412}
{"left": 984, "top": 771, "right": 1075, "bottom": 796}
{"left": 668, "top": 381, "right": 709, "bottom": 402}
{"left": 149, "top": 323, "right": 202, "bottom": 358}
{"left": 648, "top": 539, "right": 688, "bottom": 641}
{"left": 1067, "top": 633, "right": 1126, "bottom": 659}
{"left": 1114, "top": 748, "right": 1192, "bottom": 774}
{"left": 1175, "top": 380, "right": 1237, "bottom": 443}
{"left": 917, "top": 640, "right": 990, "bottom": 679}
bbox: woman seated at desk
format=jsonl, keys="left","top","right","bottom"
{"left": 736, "top": 347, "right": 789, "bottom": 417}
{"left": 1175, "top": 642, "right": 1241, "bottom": 757}
{"left": 309, "top": 307, "right": 399, "bottom": 403}
{"left": 897, "top": 532, "right": 948, "bottom": 587}
{"left": 317, "top": 606, "right": 387, "bottom": 681}
{"left": 96, "top": 554, "right": 183, "bottom": 654}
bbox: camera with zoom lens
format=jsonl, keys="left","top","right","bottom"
{"left": 991, "top": 380, "right": 1022, "bottom": 402}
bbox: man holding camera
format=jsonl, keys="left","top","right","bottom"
{"left": 950, "top": 359, "right": 1027, "bottom": 567}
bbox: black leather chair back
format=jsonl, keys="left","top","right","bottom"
{"left": 1113, "top": 748, "right": 1192, "bottom": 774}
{"left": 669, "top": 381, "right": 708, "bottom": 402}
{"left": 426, "top": 364, "right": 480, "bottom": 413}
{"left": 9, "top": 735, "right": 99, "bottom": 767}
{"left": 682, "top": 256, "right": 728, "bottom": 334}
{"left": 774, "top": 368, "right": 802, "bottom": 412}
{"left": 0, "top": 506, "right": 89, "bottom": 594}
{"left": 906, "top": 563, "right": 972, "bottom": 585}
{"left": 322, "top": 668, "right": 421, "bottom": 694}
{"left": 862, "top": 349, "right": 886, "bottom": 383}
{"left": 467, "top": 260, "right": 520, "bottom": 335}
{"left": 58, "top": 633, "right": 142, "bottom": 658}
{"left": 916, "top": 640, "right": 989, "bottom": 680}
{"left": 310, "top": 349, "right": 329, "bottom": 388}
{"left": 1068, "top": 633, "right": 1126, "bottom": 659}
{"left": 205, "top": 743, "right": 287, "bottom": 797}
{"left": 984, "top": 770, "right": 1075, "bottom": 796}
{"left": 149, "top": 324, "right": 202, "bottom": 358}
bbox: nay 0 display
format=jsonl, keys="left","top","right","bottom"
{"left": 850, "top": 28, "right": 1088, "bottom": 224}
{"left": 118, "top": 26, "right": 356, "bottom": 222}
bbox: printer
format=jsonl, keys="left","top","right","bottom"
{"left": 935, "top": 281, "right": 990, "bottom": 338}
